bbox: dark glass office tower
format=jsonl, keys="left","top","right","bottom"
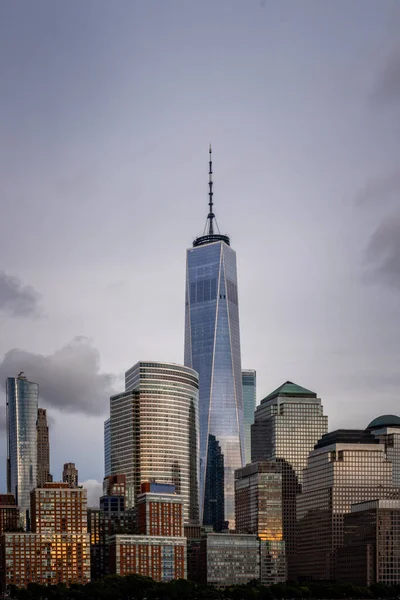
{"left": 184, "top": 147, "right": 244, "bottom": 527}
{"left": 203, "top": 434, "right": 226, "bottom": 532}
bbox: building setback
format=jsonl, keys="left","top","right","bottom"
{"left": 110, "top": 361, "right": 199, "bottom": 523}
{"left": 184, "top": 147, "right": 244, "bottom": 528}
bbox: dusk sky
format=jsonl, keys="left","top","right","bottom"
{"left": 1, "top": 0, "right": 399, "bottom": 505}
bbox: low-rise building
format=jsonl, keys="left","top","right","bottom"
{"left": 200, "top": 533, "right": 260, "bottom": 587}
{"left": 110, "top": 534, "right": 186, "bottom": 581}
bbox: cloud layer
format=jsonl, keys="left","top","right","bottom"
{"left": 0, "top": 337, "right": 116, "bottom": 415}
{"left": 0, "top": 272, "right": 41, "bottom": 318}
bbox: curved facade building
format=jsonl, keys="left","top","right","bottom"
{"left": 6, "top": 372, "right": 39, "bottom": 529}
{"left": 184, "top": 147, "right": 244, "bottom": 528}
{"left": 110, "top": 361, "right": 199, "bottom": 523}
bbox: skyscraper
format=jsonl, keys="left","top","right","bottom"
{"left": 251, "top": 381, "right": 328, "bottom": 575}
{"left": 242, "top": 370, "right": 256, "bottom": 465}
{"left": 63, "top": 462, "right": 78, "bottom": 488}
{"left": 104, "top": 418, "right": 111, "bottom": 477}
{"left": 184, "top": 146, "right": 244, "bottom": 527}
{"left": 235, "top": 461, "right": 286, "bottom": 584}
{"left": 6, "top": 372, "right": 39, "bottom": 530}
{"left": 36, "top": 408, "right": 52, "bottom": 488}
{"left": 110, "top": 361, "right": 199, "bottom": 523}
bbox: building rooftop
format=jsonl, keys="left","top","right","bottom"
{"left": 366, "top": 414, "right": 400, "bottom": 430}
{"left": 314, "top": 429, "right": 380, "bottom": 450}
{"left": 263, "top": 380, "right": 317, "bottom": 402}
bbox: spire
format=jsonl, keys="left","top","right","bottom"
{"left": 208, "top": 144, "right": 214, "bottom": 235}
{"left": 192, "top": 145, "right": 230, "bottom": 248}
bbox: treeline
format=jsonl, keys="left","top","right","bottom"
{"left": 8, "top": 575, "right": 400, "bottom": 600}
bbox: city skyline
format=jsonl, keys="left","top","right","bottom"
{"left": 1, "top": 0, "right": 400, "bottom": 498}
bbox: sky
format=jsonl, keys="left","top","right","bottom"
{"left": 0, "top": 0, "right": 399, "bottom": 506}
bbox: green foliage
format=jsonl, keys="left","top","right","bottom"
{"left": 7, "top": 574, "right": 400, "bottom": 600}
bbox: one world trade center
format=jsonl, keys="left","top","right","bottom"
{"left": 184, "top": 147, "right": 244, "bottom": 528}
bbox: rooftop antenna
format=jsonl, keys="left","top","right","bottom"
{"left": 208, "top": 144, "right": 214, "bottom": 235}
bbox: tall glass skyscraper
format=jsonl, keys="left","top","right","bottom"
{"left": 242, "top": 369, "right": 256, "bottom": 465}
{"left": 6, "top": 372, "right": 39, "bottom": 530}
{"left": 184, "top": 147, "right": 244, "bottom": 527}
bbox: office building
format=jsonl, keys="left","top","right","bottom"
{"left": 184, "top": 147, "right": 244, "bottom": 527}
{"left": 110, "top": 361, "right": 199, "bottom": 523}
{"left": 251, "top": 381, "right": 328, "bottom": 573}
{"left": 1, "top": 483, "right": 90, "bottom": 589}
{"left": 242, "top": 370, "right": 256, "bottom": 465}
{"left": 199, "top": 533, "right": 259, "bottom": 587}
{"left": 337, "top": 499, "right": 400, "bottom": 587}
{"left": 104, "top": 418, "right": 111, "bottom": 477}
{"left": 110, "top": 535, "right": 186, "bottom": 581}
{"left": 295, "top": 430, "right": 400, "bottom": 581}
{"left": 63, "top": 463, "right": 78, "bottom": 488}
{"left": 37, "top": 408, "right": 52, "bottom": 488}
{"left": 6, "top": 372, "right": 39, "bottom": 530}
{"left": 0, "top": 495, "right": 19, "bottom": 534}
{"left": 203, "top": 434, "right": 226, "bottom": 532}
{"left": 235, "top": 461, "right": 286, "bottom": 584}
{"left": 367, "top": 415, "right": 400, "bottom": 486}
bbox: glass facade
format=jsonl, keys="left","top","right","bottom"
{"left": 203, "top": 434, "right": 225, "bottom": 532}
{"left": 185, "top": 240, "right": 244, "bottom": 527}
{"left": 251, "top": 381, "right": 328, "bottom": 575}
{"left": 6, "top": 373, "right": 39, "bottom": 530}
{"left": 104, "top": 418, "right": 111, "bottom": 477}
{"left": 110, "top": 362, "right": 199, "bottom": 523}
{"left": 242, "top": 370, "right": 256, "bottom": 465}
{"left": 295, "top": 431, "right": 400, "bottom": 580}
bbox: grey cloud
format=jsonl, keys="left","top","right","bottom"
{"left": 0, "top": 337, "right": 116, "bottom": 415}
{"left": 0, "top": 272, "right": 41, "bottom": 318}
{"left": 81, "top": 479, "right": 102, "bottom": 507}
{"left": 371, "top": 48, "right": 400, "bottom": 106}
{"left": 365, "top": 211, "right": 400, "bottom": 290}
{"left": 356, "top": 170, "right": 400, "bottom": 206}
